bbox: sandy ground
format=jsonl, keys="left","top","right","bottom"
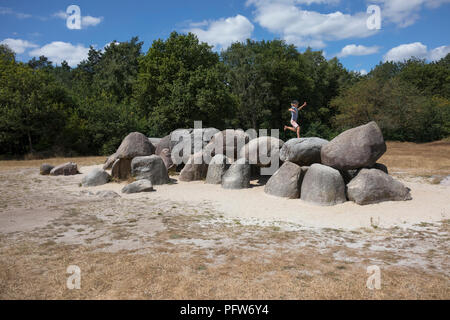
{"left": 0, "top": 149, "right": 449, "bottom": 299}
{"left": 67, "top": 164, "right": 450, "bottom": 230}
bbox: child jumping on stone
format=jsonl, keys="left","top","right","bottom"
{"left": 284, "top": 100, "right": 306, "bottom": 138}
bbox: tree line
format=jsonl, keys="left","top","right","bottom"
{"left": 0, "top": 32, "right": 449, "bottom": 158}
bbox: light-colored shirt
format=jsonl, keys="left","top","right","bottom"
{"left": 291, "top": 106, "right": 298, "bottom": 121}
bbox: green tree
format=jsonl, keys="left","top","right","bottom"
{"left": 94, "top": 37, "right": 143, "bottom": 103}
{"left": 134, "top": 32, "right": 234, "bottom": 136}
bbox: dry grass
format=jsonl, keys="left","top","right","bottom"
{"left": 0, "top": 240, "right": 448, "bottom": 300}
{"left": 381, "top": 141, "right": 450, "bottom": 176}
{"left": 0, "top": 156, "right": 106, "bottom": 172}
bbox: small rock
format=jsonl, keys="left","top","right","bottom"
{"left": 81, "top": 168, "right": 111, "bottom": 187}
{"left": 122, "top": 179, "right": 154, "bottom": 194}
{"left": 50, "top": 162, "right": 79, "bottom": 176}
{"left": 440, "top": 176, "right": 450, "bottom": 186}
{"left": 40, "top": 163, "right": 54, "bottom": 175}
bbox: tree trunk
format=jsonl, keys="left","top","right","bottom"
{"left": 27, "top": 130, "right": 34, "bottom": 154}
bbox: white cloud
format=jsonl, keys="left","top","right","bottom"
{"left": 53, "top": 11, "right": 103, "bottom": 28}
{"left": 372, "top": 0, "right": 450, "bottom": 27}
{"left": 383, "top": 42, "right": 450, "bottom": 62}
{"left": 337, "top": 44, "right": 380, "bottom": 58}
{"left": 0, "top": 7, "right": 32, "bottom": 19}
{"left": 0, "top": 38, "right": 38, "bottom": 54}
{"left": 187, "top": 14, "right": 254, "bottom": 49}
{"left": 81, "top": 15, "right": 103, "bottom": 27}
{"left": 359, "top": 69, "right": 368, "bottom": 75}
{"left": 428, "top": 45, "right": 450, "bottom": 61}
{"left": 247, "top": 0, "right": 378, "bottom": 49}
{"left": 29, "top": 42, "right": 90, "bottom": 67}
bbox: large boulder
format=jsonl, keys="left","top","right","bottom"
{"left": 179, "top": 152, "right": 208, "bottom": 182}
{"left": 131, "top": 155, "right": 169, "bottom": 185}
{"left": 321, "top": 122, "right": 386, "bottom": 170}
{"left": 222, "top": 158, "right": 251, "bottom": 189}
{"left": 347, "top": 169, "right": 412, "bottom": 205}
{"left": 148, "top": 137, "right": 161, "bottom": 146}
{"left": 204, "top": 129, "right": 250, "bottom": 161}
{"left": 50, "top": 162, "right": 79, "bottom": 176}
{"left": 81, "top": 168, "right": 111, "bottom": 187}
{"left": 103, "top": 153, "right": 118, "bottom": 170}
{"left": 206, "top": 154, "right": 232, "bottom": 184}
{"left": 239, "top": 136, "right": 284, "bottom": 167}
{"left": 341, "top": 163, "right": 388, "bottom": 184}
{"left": 159, "top": 148, "right": 174, "bottom": 170}
{"left": 111, "top": 158, "right": 132, "bottom": 180}
{"left": 122, "top": 179, "right": 154, "bottom": 194}
{"left": 264, "top": 162, "right": 307, "bottom": 199}
{"left": 40, "top": 163, "right": 54, "bottom": 175}
{"left": 155, "top": 135, "right": 171, "bottom": 156}
{"left": 116, "top": 132, "right": 155, "bottom": 159}
{"left": 280, "top": 137, "right": 328, "bottom": 166}
{"left": 300, "top": 164, "right": 346, "bottom": 206}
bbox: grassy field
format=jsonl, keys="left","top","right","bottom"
{"left": 0, "top": 141, "right": 449, "bottom": 300}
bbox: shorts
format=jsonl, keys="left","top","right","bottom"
{"left": 290, "top": 120, "right": 299, "bottom": 129}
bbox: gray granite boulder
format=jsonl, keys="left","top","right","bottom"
{"left": 50, "top": 162, "right": 79, "bottom": 176}
{"left": 264, "top": 162, "right": 307, "bottom": 198}
{"left": 131, "top": 155, "right": 169, "bottom": 185}
{"left": 116, "top": 132, "right": 155, "bottom": 159}
{"left": 81, "top": 168, "right": 111, "bottom": 187}
{"left": 179, "top": 152, "right": 208, "bottom": 182}
{"left": 206, "top": 154, "right": 232, "bottom": 184}
{"left": 40, "top": 163, "right": 54, "bottom": 175}
{"left": 347, "top": 169, "right": 412, "bottom": 205}
{"left": 300, "top": 164, "right": 346, "bottom": 206}
{"left": 222, "top": 158, "right": 251, "bottom": 189}
{"left": 155, "top": 135, "right": 171, "bottom": 156}
{"left": 122, "top": 179, "right": 154, "bottom": 194}
{"left": 280, "top": 137, "right": 328, "bottom": 166}
{"left": 321, "top": 122, "right": 386, "bottom": 170}
{"left": 159, "top": 148, "right": 174, "bottom": 170}
{"left": 103, "top": 153, "right": 118, "bottom": 170}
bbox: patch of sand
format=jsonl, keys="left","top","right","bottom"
{"left": 72, "top": 165, "right": 450, "bottom": 230}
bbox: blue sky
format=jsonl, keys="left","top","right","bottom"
{"left": 1, "top": 0, "right": 449, "bottom": 74}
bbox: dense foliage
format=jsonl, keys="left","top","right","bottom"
{"left": 0, "top": 32, "right": 449, "bottom": 157}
